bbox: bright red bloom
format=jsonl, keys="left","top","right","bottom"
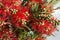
{"left": 12, "top": 6, "right": 29, "bottom": 20}
{"left": 38, "top": 20, "right": 55, "bottom": 35}
{"left": 31, "top": 20, "right": 55, "bottom": 35}
{"left": 2, "top": 0, "right": 21, "bottom": 8}
{"left": 0, "top": 0, "right": 59, "bottom": 40}
{"left": 35, "top": 38, "right": 43, "bottom": 40}
{"left": 11, "top": 6, "right": 30, "bottom": 27}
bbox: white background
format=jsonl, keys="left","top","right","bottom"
{"left": 47, "top": 2, "right": 60, "bottom": 40}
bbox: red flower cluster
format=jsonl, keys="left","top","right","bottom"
{"left": 11, "top": 6, "right": 30, "bottom": 27}
{"left": 31, "top": 20, "right": 55, "bottom": 35}
{"left": 2, "top": 0, "right": 21, "bottom": 7}
{"left": 0, "top": 0, "right": 30, "bottom": 27}
{"left": 35, "top": 38, "right": 44, "bottom": 40}
{"left": 0, "top": 0, "right": 59, "bottom": 40}
{"left": 0, "top": 28, "right": 18, "bottom": 40}
{"left": 12, "top": 6, "right": 29, "bottom": 20}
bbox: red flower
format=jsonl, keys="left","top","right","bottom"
{"left": 31, "top": 20, "right": 55, "bottom": 35}
{"left": 30, "top": 19, "right": 38, "bottom": 31}
{"left": 11, "top": 6, "right": 30, "bottom": 27}
{"left": 38, "top": 20, "right": 55, "bottom": 35}
{"left": 12, "top": 6, "right": 30, "bottom": 20}
{"left": 2, "top": 0, "right": 21, "bottom": 8}
{"left": 35, "top": 38, "right": 43, "bottom": 40}
{"left": 0, "top": 0, "right": 58, "bottom": 40}
{"left": 11, "top": 15, "right": 21, "bottom": 27}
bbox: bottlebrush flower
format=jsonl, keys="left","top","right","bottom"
{"left": 31, "top": 20, "right": 55, "bottom": 35}
{"left": 11, "top": 6, "right": 30, "bottom": 27}
{"left": 35, "top": 38, "right": 44, "bottom": 40}
{"left": 0, "top": 0, "right": 59, "bottom": 40}
{"left": 12, "top": 6, "right": 30, "bottom": 21}
{"left": 38, "top": 20, "right": 55, "bottom": 35}
{"left": 2, "top": 0, "right": 22, "bottom": 9}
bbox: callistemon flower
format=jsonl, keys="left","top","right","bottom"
{"left": 31, "top": 20, "right": 55, "bottom": 35}
{"left": 35, "top": 37, "right": 44, "bottom": 40}
{"left": 11, "top": 6, "right": 30, "bottom": 27}
{"left": 0, "top": 0, "right": 59, "bottom": 40}
{"left": 12, "top": 6, "right": 29, "bottom": 20}
{"left": 38, "top": 20, "right": 55, "bottom": 35}
{"left": 2, "top": 0, "right": 21, "bottom": 7}
{"left": 1, "top": 30, "right": 18, "bottom": 40}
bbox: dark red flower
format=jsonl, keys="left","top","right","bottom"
{"left": 0, "top": 32, "right": 3, "bottom": 38}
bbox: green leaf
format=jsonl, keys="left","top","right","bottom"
{"left": 31, "top": 3, "right": 39, "bottom": 13}
{"left": 49, "top": 0, "right": 53, "bottom": 4}
{"left": 18, "top": 30, "right": 28, "bottom": 40}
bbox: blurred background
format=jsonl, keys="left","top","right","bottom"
{"left": 47, "top": 1, "right": 60, "bottom": 40}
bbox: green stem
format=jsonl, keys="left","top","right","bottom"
{"left": 24, "top": 25, "right": 31, "bottom": 31}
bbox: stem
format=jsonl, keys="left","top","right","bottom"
{"left": 24, "top": 25, "right": 31, "bottom": 31}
